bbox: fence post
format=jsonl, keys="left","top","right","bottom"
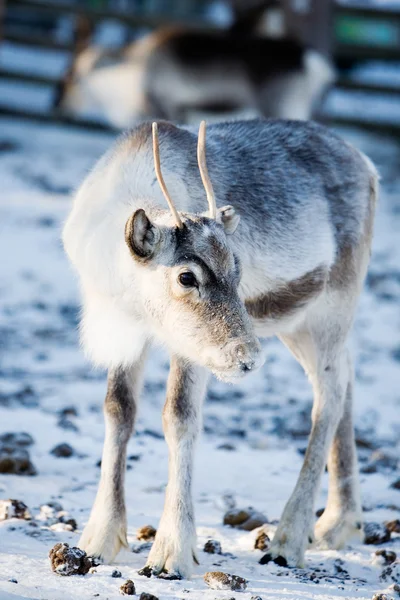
{"left": 282, "top": 0, "right": 333, "bottom": 57}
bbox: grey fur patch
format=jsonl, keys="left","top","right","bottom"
{"left": 105, "top": 369, "right": 137, "bottom": 446}
{"left": 245, "top": 266, "right": 327, "bottom": 320}
{"left": 329, "top": 173, "right": 377, "bottom": 290}
{"left": 119, "top": 119, "right": 374, "bottom": 251}
{"left": 165, "top": 356, "right": 198, "bottom": 423}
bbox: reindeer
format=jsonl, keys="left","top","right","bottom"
{"left": 54, "top": 27, "right": 334, "bottom": 128}
{"left": 63, "top": 118, "right": 378, "bottom": 578}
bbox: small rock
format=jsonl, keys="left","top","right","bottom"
{"left": 204, "top": 571, "right": 247, "bottom": 591}
{"left": 49, "top": 543, "right": 93, "bottom": 576}
{"left": 223, "top": 507, "right": 267, "bottom": 531}
{"left": 355, "top": 434, "right": 377, "bottom": 450}
{"left": 143, "top": 429, "right": 163, "bottom": 439}
{"left": 391, "top": 478, "right": 400, "bottom": 490}
{"left": 50, "top": 443, "right": 75, "bottom": 458}
{"left": 50, "top": 519, "right": 77, "bottom": 533}
{"left": 38, "top": 502, "right": 77, "bottom": 530}
{"left": 0, "top": 140, "right": 19, "bottom": 153}
{"left": 112, "top": 569, "right": 122, "bottom": 578}
{"left": 120, "top": 579, "right": 135, "bottom": 595}
{"left": 217, "top": 443, "right": 236, "bottom": 451}
{"left": 254, "top": 531, "right": 270, "bottom": 551}
{"left": 38, "top": 503, "right": 62, "bottom": 524}
{"left": 203, "top": 539, "right": 222, "bottom": 554}
{"left": 0, "top": 384, "right": 38, "bottom": 407}
{"left": 139, "top": 593, "right": 159, "bottom": 600}
{"left": 132, "top": 542, "right": 153, "bottom": 554}
{"left": 361, "top": 450, "right": 398, "bottom": 474}
{"left": 0, "top": 446, "right": 36, "bottom": 475}
{"left": 57, "top": 417, "right": 79, "bottom": 433}
{"left": 0, "top": 432, "right": 34, "bottom": 447}
{"left": 372, "top": 594, "right": 388, "bottom": 600}
{"left": 380, "top": 562, "right": 400, "bottom": 584}
{"left": 364, "top": 522, "right": 391, "bottom": 545}
{"left": 60, "top": 516, "right": 77, "bottom": 531}
{"left": 0, "top": 499, "right": 31, "bottom": 520}
{"left": 128, "top": 454, "right": 141, "bottom": 461}
{"left": 333, "top": 557, "right": 349, "bottom": 576}
{"left": 137, "top": 525, "right": 156, "bottom": 541}
{"left": 386, "top": 520, "right": 400, "bottom": 534}
{"left": 389, "top": 583, "right": 400, "bottom": 596}
{"left": 375, "top": 550, "right": 397, "bottom": 565}
{"left": 251, "top": 597, "right": 262, "bottom": 600}
{"left": 215, "top": 492, "right": 236, "bottom": 511}
{"left": 60, "top": 406, "right": 78, "bottom": 418}
{"left": 40, "top": 501, "right": 64, "bottom": 515}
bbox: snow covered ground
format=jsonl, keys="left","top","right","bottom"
{"left": 0, "top": 117, "right": 399, "bottom": 600}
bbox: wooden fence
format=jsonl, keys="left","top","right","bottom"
{"left": 1, "top": 0, "right": 400, "bottom": 134}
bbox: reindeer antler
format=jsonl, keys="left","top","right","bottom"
{"left": 197, "top": 120, "right": 217, "bottom": 220}
{"left": 152, "top": 122, "right": 183, "bottom": 229}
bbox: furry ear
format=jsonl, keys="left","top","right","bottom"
{"left": 216, "top": 205, "right": 240, "bottom": 234}
{"left": 125, "top": 209, "right": 161, "bottom": 260}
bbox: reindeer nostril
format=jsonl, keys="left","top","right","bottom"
{"left": 239, "top": 360, "right": 252, "bottom": 373}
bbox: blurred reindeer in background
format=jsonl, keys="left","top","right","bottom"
{"left": 54, "top": 2, "right": 334, "bottom": 128}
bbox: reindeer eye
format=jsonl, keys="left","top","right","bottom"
{"left": 178, "top": 272, "right": 197, "bottom": 288}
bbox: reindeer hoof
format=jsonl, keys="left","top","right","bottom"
{"left": 158, "top": 571, "right": 182, "bottom": 580}
{"left": 259, "top": 553, "right": 288, "bottom": 567}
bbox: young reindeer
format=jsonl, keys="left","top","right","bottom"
{"left": 54, "top": 27, "right": 334, "bottom": 127}
{"left": 63, "top": 118, "right": 378, "bottom": 578}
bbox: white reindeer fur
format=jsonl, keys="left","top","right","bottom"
{"left": 63, "top": 118, "right": 378, "bottom": 578}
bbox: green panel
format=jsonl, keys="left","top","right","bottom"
{"left": 335, "top": 15, "right": 400, "bottom": 48}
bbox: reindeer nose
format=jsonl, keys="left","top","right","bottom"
{"left": 234, "top": 340, "right": 262, "bottom": 374}
{"left": 239, "top": 360, "right": 253, "bottom": 373}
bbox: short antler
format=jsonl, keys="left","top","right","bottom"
{"left": 197, "top": 120, "right": 217, "bottom": 220}
{"left": 152, "top": 122, "right": 183, "bottom": 229}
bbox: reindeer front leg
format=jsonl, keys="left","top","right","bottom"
{"left": 79, "top": 350, "right": 147, "bottom": 563}
{"left": 140, "top": 356, "right": 208, "bottom": 580}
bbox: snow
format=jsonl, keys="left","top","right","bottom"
{"left": 0, "top": 118, "right": 399, "bottom": 600}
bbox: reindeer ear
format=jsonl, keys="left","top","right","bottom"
{"left": 125, "top": 209, "right": 161, "bottom": 260}
{"left": 216, "top": 205, "right": 240, "bottom": 235}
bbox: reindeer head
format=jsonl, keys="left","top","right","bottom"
{"left": 124, "top": 122, "right": 262, "bottom": 382}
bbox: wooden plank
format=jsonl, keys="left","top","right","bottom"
{"left": 0, "top": 0, "right": 5, "bottom": 43}
{"left": 2, "top": 102, "right": 399, "bottom": 139}
{"left": 334, "top": 3, "right": 400, "bottom": 22}
{"left": 318, "top": 113, "right": 400, "bottom": 137}
{"left": 4, "top": 30, "right": 73, "bottom": 50}
{"left": 336, "top": 78, "right": 400, "bottom": 96}
{"left": 0, "top": 68, "right": 60, "bottom": 86}
{"left": 3, "top": 68, "right": 399, "bottom": 98}
{"left": 334, "top": 44, "right": 400, "bottom": 61}
{"left": 0, "top": 104, "right": 116, "bottom": 132}
{"left": 333, "top": 3, "right": 400, "bottom": 60}
{"left": 6, "top": 0, "right": 218, "bottom": 31}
